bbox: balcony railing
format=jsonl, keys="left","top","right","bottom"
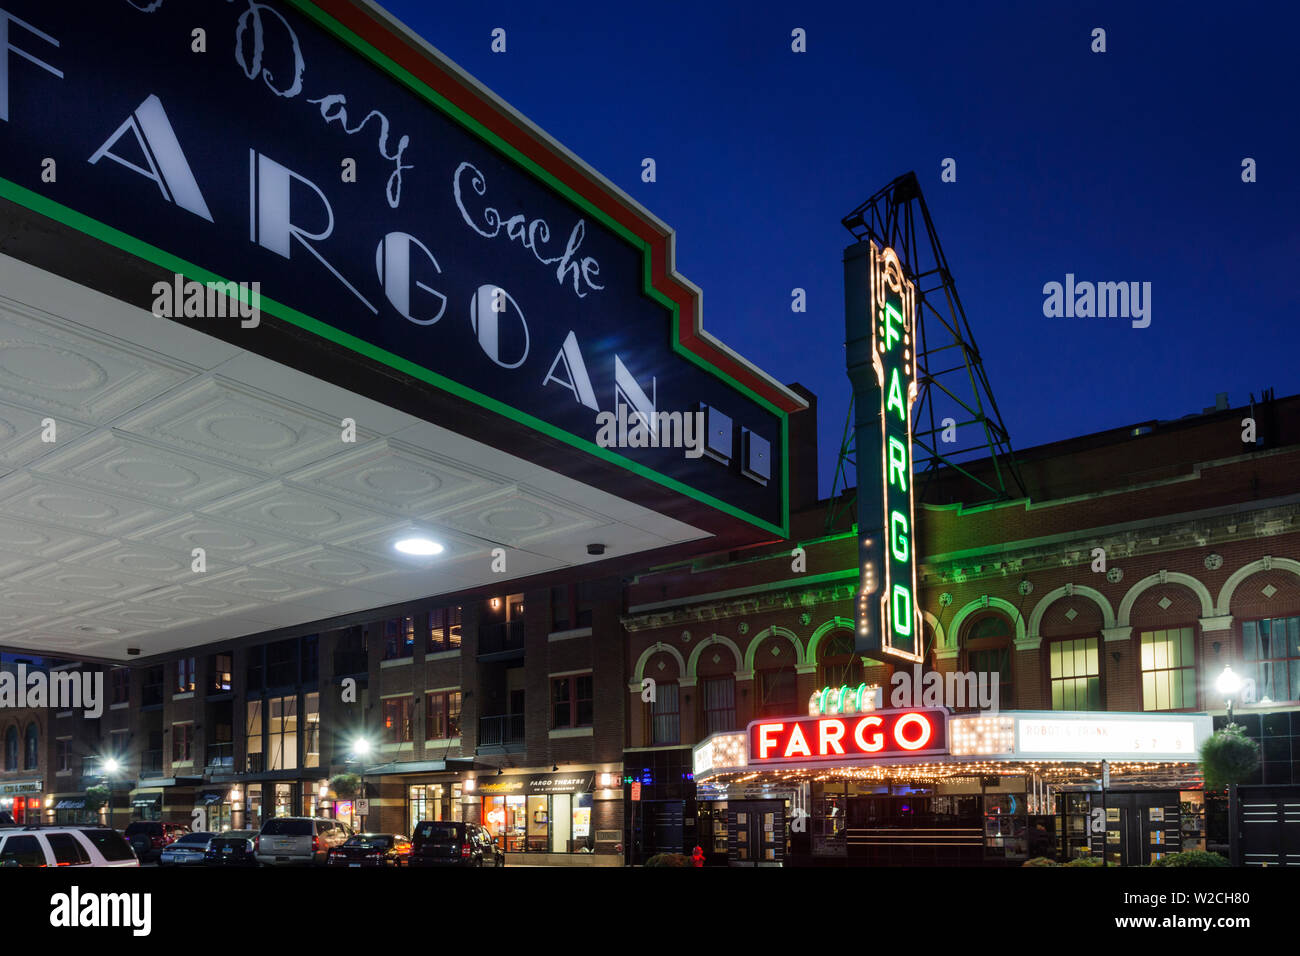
{"left": 478, "top": 714, "right": 525, "bottom": 748}
{"left": 140, "top": 749, "right": 164, "bottom": 777}
{"left": 206, "top": 743, "right": 234, "bottom": 771}
{"left": 478, "top": 621, "right": 525, "bottom": 656}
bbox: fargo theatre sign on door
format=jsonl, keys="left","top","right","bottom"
{"left": 0, "top": 0, "right": 787, "bottom": 533}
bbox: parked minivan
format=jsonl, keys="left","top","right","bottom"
{"left": 255, "top": 817, "right": 353, "bottom": 866}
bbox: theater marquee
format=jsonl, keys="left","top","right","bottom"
{"left": 0, "top": 0, "right": 798, "bottom": 536}
{"left": 749, "top": 708, "right": 948, "bottom": 765}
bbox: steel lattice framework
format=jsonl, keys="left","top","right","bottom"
{"left": 827, "top": 171, "right": 1025, "bottom": 533}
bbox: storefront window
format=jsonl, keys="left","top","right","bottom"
{"left": 701, "top": 676, "right": 736, "bottom": 734}
{"left": 818, "top": 630, "right": 863, "bottom": 689}
{"left": 550, "top": 793, "right": 570, "bottom": 852}
{"left": 273, "top": 782, "right": 293, "bottom": 817}
{"left": 428, "top": 606, "right": 463, "bottom": 652}
{"left": 552, "top": 675, "right": 593, "bottom": 728}
{"left": 651, "top": 682, "right": 679, "bottom": 745}
{"left": 572, "top": 792, "right": 592, "bottom": 851}
{"left": 268, "top": 696, "right": 298, "bottom": 770}
{"left": 1049, "top": 637, "right": 1101, "bottom": 710}
{"left": 1141, "top": 627, "right": 1197, "bottom": 710}
{"left": 527, "top": 795, "right": 547, "bottom": 851}
{"left": 245, "top": 701, "right": 263, "bottom": 773}
{"left": 426, "top": 691, "right": 462, "bottom": 739}
{"left": 304, "top": 693, "right": 320, "bottom": 768}
{"left": 383, "top": 696, "right": 414, "bottom": 743}
{"left": 963, "top": 614, "right": 1014, "bottom": 709}
{"left": 1243, "top": 615, "right": 1300, "bottom": 703}
{"left": 758, "top": 668, "right": 797, "bottom": 717}
{"left": 23, "top": 723, "right": 38, "bottom": 770}
{"left": 245, "top": 784, "right": 262, "bottom": 829}
{"left": 984, "top": 794, "right": 1027, "bottom": 859}
{"left": 384, "top": 616, "right": 416, "bottom": 659}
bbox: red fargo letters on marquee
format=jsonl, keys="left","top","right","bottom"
{"left": 749, "top": 709, "right": 948, "bottom": 764}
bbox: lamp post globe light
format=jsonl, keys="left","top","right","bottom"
{"left": 1216, "top": 665, "right": 1244, "bottom": 723}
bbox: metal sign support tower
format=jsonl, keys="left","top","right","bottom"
{"left": 828, "top": 171, "right": 1024, "bottom": 534}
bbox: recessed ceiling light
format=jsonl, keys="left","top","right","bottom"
{"left": 394, "top": 537, "right": 444, "bottom": 556}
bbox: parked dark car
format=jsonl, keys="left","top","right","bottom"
{"left": 410, "top": 821, "right": 503, "bottom": 867}
{"left": 124, "top": 821, "right": 190, "bottom": 862}
{"left": 205, "top": 830, "right": 260, "bottom": 867}
{"left": 159, "top": 831, "right": 215, "bottom": 867}
{"left": 326, "top": 833, "right": 412, "bottom": 868}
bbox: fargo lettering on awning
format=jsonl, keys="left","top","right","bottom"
{"left": 0, "top": 0, "right": 795, "bottom": 534}
{"left": 749, "top": 709, "right": 948, "bottom": 764}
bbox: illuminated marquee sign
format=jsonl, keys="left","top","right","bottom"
{"left": 1016, "top": 715, "right": 1206, "bottom": 760}
{"left": 844, "top": 241, "right": 921, "bottom": 662}
{"left": 749, "top": 709, "right": 947, "bottom": 764}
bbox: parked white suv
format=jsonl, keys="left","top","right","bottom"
{"left": 0, "top": 826, "right": 139, "bottom": 867}
{"left": 255, "top": 817, "right": 353, "bottom": 866}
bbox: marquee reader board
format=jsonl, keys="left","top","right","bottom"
{"left": 0, "top": 0, "right": 804, "bottom": 543}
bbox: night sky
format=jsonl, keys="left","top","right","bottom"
{"left": 382, "top": 0, "right": 1300, "bottom": 496}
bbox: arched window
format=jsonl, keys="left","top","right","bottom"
{"left": 3, "top": 726, "right": 17, "bottom": 771}
{"left": 817, "top": 630, "right": 864, "bottom": 690}
{"left": 23, "top": 723, "right": 38, "bottom": 770}
{"left": 962, "top": 614, "right": 1014, "bottom": 709}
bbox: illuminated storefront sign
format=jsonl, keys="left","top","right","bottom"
{"left": 844, "top": 241, "right": 921, "bottom": 661}
{"left": 749, "top": 709, "right": 947, "bottom": 764}
{"left": 0, "top": 0, "right": 790, "bottom": 533}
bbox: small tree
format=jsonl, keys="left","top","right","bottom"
{"left": 330, "top": 773, "right": 361, "bottom": 799}
{"left": 83, "top": 784, "right": 110, "bottom": 817}
{"left": 1200, "top": 723, "right": 1260, "bottom": 790}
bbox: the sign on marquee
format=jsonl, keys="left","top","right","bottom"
{"left": 749, "top": 709, "right": 947, "bottom": 764}
{"left": 844, "top": 241, "right": 922, "bottom": 662}
{"left": 1016, "top": 715, "right": 1205, "bottom": 760}
{"left": 0, "top": 0, "right": 789, "bottom": 534}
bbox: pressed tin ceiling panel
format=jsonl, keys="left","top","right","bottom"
{"left": 0, "top": 253, "right": 708, "bottom": 660}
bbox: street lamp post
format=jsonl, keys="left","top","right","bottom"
{"left": 1214, "top": 665, "right": 1245, "bottom": 866}
{"left": 350, "top": 737, "right": 372, "bottom": 833}
{"left": 101, "top": 757, "right": 120, "bottom": 828}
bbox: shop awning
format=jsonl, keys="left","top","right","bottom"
{"left": 55, "top": 799, "right": 86, "bottom": 810}
{"left": 362, "top": 758, "right": 478, "bottom": 776}
{"left": 199, "top": 790, "right": 226, "bottom": 805}
{"left": 131, "top": 796, "right": 161, "bottom": 808}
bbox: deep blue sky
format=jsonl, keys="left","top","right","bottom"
{"left": 382, "top": 0, "right": 1300, "bottom": 497}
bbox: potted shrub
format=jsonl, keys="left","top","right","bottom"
{"left": 1200, "top": 724, "right": 1260, "bottom": 789}
{"left": 1149, "top": 850, "right": 1229, "bottom": 867}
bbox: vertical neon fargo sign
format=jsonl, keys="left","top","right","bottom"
{"left": 844, "top": 241, "right": 921, "bottom": 662}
